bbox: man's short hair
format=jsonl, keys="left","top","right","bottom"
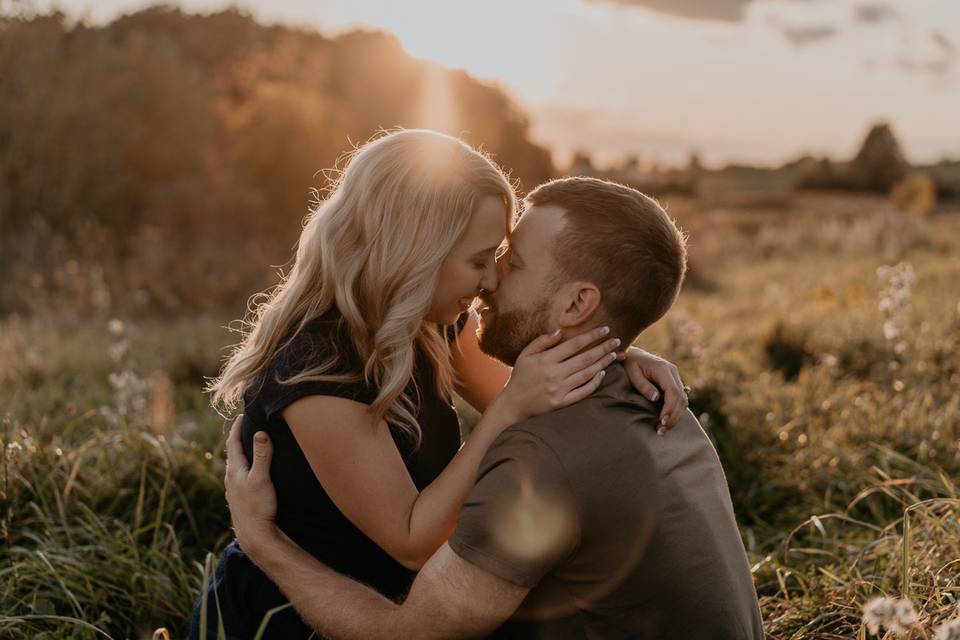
{"left": 525, "top": 177, "right": 687, "bottom": 342}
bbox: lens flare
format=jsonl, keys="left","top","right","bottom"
{"left": 491, "top": 475, "right": 578, "bottom": 563}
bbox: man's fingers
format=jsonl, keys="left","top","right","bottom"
{"left": 225, "top": 415, "right": 249, "bottom": 475}
{"left": 546, "top": 325, "right": 612, "bottom": 363}
{"left": 250, "top": 431, "right": 273, "bottom": 483}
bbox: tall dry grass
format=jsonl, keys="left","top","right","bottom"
{"left": 1, "top": 193, "right": 959, "bottom": 638}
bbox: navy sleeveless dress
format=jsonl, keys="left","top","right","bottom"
{"left": 190, "top": 310, "right": 469, "bottom": 638}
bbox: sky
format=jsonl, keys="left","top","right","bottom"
{"left": 38, "top": 0, "right": 960, "bottom": 167}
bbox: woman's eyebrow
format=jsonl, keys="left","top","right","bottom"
{"left": 471, "top": 245, "right": 501, "bottom": 258}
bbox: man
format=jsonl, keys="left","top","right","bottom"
{"left": 224, "top": 177, "right": 765, "bottom": 639}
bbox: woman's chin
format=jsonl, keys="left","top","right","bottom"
{"left": 423, "top": 309, "right": 463, "bottom": 325}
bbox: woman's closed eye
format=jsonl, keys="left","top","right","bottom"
{"left": 473, "top": 255, "right": 493, "bottom": 271}
{"left": 472, "top": 249, "right": 498, "bottom": 271}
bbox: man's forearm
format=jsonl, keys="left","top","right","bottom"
{"left": 243, "top": 526, "right": 402, "bottom": 640}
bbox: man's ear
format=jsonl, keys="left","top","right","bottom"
{"left": 556, "top": 282, "right": 602, "bottom": 328}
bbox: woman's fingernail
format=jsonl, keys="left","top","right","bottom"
{"left": 661, "top": 417, "right": 668, "bottom": 426}
{"left": 552, "top": 329, "right": 561, "bottom": 337}
{"left": 611, "top": 338, "right": 621, "bottom": 348}
{"left": 255, "top": 432, "right": 268, "bottom": 443}
{"left": 650, "top": 391, "right": 659, "bottom": 402}
{"left": 657, "top": 426, "right": 667, "bottom": 436}
{"left": 601, "top": 326, "right": 610, "bottom": 335}
{"left": 600, "top": 370, "right": 606, "bottom": 377}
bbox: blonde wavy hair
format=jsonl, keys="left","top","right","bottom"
{"left": 208, "top": 129, "right": 516, "bottom": 444}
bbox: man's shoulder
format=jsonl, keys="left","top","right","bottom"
{"left": 504, "top": 388, "right": 616, "bottom": 441}
{"left": 485, "top": 421, "right": 565, "bottom": 470}
{"left": 488, "top": 409, "right": 591, "bottom": 473}
{"left": 498, "top": 367, "right": 662, "bottom": 453}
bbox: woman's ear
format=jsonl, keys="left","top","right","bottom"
{"left": 557, "top": 282, "right": 602, "bottom": 328}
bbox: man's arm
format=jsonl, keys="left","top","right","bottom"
{"left": 247, "top": 533, "right": 528, "bottom": 640}
{"left": 225, "top": 419, "right": 528, "bottom": 640}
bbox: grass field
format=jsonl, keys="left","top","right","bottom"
{"left": 2, "top": 193, "right": 959, "bottom": 639}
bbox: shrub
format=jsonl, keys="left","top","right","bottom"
{"left": 761, "top": 320, "right": 814, "bottom": 381}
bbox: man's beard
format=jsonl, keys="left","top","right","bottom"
{"left": 477, "top": 295, "right": 552, "bottom": 366}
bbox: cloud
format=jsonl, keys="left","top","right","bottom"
{"left": 866, "top": 33, "right": 958, "bottom": 77}
{"left": 583, "top": 0, "right": 754, "bottom": 23}
{"left": 775, "top": 22, "right": 839, "bottom": 47}
{"left": 891, "top": 55, "right": 952, "bottom": 75}
{"left": 932, "top": 31, "right": 957, "bottom": 54}
{"left": 853, "top": 2, "right": 902, "bottom": 25}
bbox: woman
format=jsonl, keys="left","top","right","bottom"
{"left": 191, "top": 130, "right": 687, "bottom": 638}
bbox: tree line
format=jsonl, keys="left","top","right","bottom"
{"left": 0, "top": 6, "right": 554, "bottom": 313}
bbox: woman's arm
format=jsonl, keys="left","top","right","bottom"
{"left": 284, "top": 393, "right": 519, "bottom": 571}
{"left": 286, "top": 326, "right": 616, "bottom": 571}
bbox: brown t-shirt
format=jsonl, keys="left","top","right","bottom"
{"left": 449, "top": 363, "right": 764, "bottom": 640}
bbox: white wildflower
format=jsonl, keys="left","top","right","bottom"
{"left": 882, "top": 320, "right": 900, "bottom": 341}
{"left": 100, "top": 405, "right": 120, "bottom": 427}
{"left": 935, "top": 617, "right": 960, "bottom": 640}
{"left": 667, "top": 311, "right": 704, "bottom": 360}
{"left": 890, "top": 599, "right": 919, "bottom": 634}
{"left": 107, "top": 318, "right": 125, "bottom": 336}
{"left": 864, "top": 596, "right": 895, "bottom": 635}
{"left": 108, "top": 339, "right": 129, "bottom": 363}
{"left": 863, "top": 596, "right": 918, "bottom": 637}
{"left": 877, "top": 262, "right": 915, "bottom": 345}
{"left": 103, "top": 369, "right": 149, "bottom": 425}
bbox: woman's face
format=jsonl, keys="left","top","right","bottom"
{"left": 426, "top": 195, "right": 508, "bottom": 325}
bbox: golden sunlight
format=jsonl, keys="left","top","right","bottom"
{"left": 415, "top": 63, "right": 459, "bottom": 134}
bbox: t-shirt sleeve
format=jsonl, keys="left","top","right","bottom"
{"left": 448, "top": 428, "right": 581, "bottom": 588}
{"left": 258, "top": 329, "right": 379, "bottom": 421}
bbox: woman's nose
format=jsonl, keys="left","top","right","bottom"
{"left": 481, "top": 260, "right": 500, "bottom": 293}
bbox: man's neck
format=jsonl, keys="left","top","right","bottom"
{"left": 559, "top": 324, "right": 625, "bottom": 359}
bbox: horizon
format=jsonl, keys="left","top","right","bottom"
{"left": 27, "top": 0, "right": 960, "bottom": 168}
